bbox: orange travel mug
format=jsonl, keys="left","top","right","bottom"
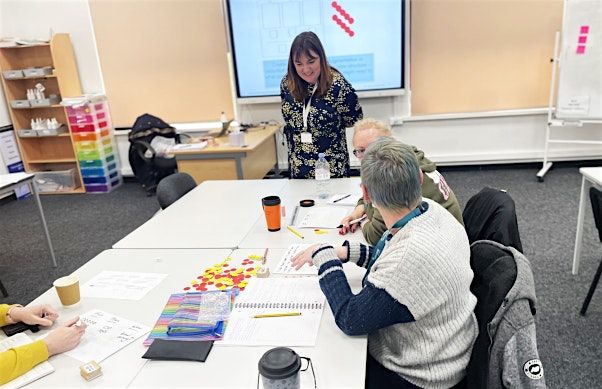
{"left": 262, "top": 196, "right": 281, "bottom": 231}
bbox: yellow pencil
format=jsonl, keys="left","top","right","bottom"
{"left": 253, "top": 312, "right": 302, "bottom": 319}
{"left": 287, "top": 225, "right": 304, "bottom": 239}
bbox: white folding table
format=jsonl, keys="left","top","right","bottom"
{"left": 0, "top": 172, "right": 56, "bottom": 267}
{"left": 572, "top": 167, "right": 602, "bottom": 274}
{"left": 239, "top": 177, "right": 367, "bottom": 248}
{"left": 129, "top": 248, "right": 367, "bottom": 389}
{"left": 113, "top": 179, "right": 287, "bottom": 249}
{"left": 10, "top": 248, "right": 367, "bottom": 388}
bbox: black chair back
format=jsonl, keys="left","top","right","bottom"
{"left": 156, "top": 173, "right": 197, "bottom": 209}
{"left": 580, "top": 187, "right": 602, "bottom": 315}
{"left": 589, "top": 187, "right": 602, "bottom": 243}
{"left": 462, "top": 187, "right": 523, "bottom": 253}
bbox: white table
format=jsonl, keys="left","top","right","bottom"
{"left": 0, "top": 172, "right": 56, "bottom": 267}
{"left": 113, "top": 180, "right": 287, "bottom": 249}
{"left": 239, "top": 178, "right": 367, "bottom": 248}
{"left": 572, "top": 167, "right": 602, "bottom": 274}
{"left": 129, "top": 248, "right": 367, "bottom": 389}
{"left": 12, "top": 248, "right": 367, "bottom": 388}
{"left": 15, "top": 248, "right": 232, "bottom": 388}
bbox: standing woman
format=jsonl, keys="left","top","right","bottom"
{"left": 281, "top": 31, "right": 363, "bottom": 179}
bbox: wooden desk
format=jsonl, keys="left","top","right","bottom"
{"left": 173, "top": 125, "right": 279, "bottom": 184}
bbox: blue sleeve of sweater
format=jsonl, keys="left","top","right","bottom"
{"left": 313, "top": 247, "right": 415, "bottom": 336}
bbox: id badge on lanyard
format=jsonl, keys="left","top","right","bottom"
{"left": 301, "top": 86, "right": 316, "bottom": 144}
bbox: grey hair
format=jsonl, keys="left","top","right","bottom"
{"left": 361, "top": 137, "right": 421, "bottom": 211}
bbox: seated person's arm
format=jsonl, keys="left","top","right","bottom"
{"left": 339, "top": 202, "right": 366, "bottom": 234}
{"left": 309, "top": 246, "right": 415, "bottom": 336}
{"left": 0, "top": 305, "right": 85, "bottom": 385}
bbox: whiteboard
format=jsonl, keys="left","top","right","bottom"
{"left": 556, "top": 0, "right": 602, "bottom": 119}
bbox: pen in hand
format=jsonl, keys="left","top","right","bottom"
{"left": 337, "top": 215, "right": 367, "bottom": 229}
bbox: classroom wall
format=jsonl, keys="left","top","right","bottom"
{"left": 410, "top": 0, "right": 563, "bottom": 115}
{"left": 0, "top": 0, "right": 104, "bottom": 94}
{"left": 88, "top": 0, "right": 234, "bottom": 126}
{"left": 238, "top": 98, "right": 602, "bottom": 169}
{"left": 1, "top": 0, "right": 601, "bottom": 176}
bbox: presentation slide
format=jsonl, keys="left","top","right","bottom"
{"left": 227, "top": 0, "right": 404, "bottom": 98}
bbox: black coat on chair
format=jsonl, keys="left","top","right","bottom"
{"left": 128, "top": 113, "right": 181, "bottom": 195}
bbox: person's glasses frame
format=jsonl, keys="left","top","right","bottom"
{"left": 352, "top": 148, "right": 365, "bottom": 158}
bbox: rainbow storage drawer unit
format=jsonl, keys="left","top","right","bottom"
{"left": 66, "top": 98, "right": 122, "bottom": 193}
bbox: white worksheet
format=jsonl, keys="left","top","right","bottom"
{"left": 65, "top": 309, "right": 149, "bottom": 362}
{"left": 81, "top": 271, "right": 167, "bottom": 300}
{"left": 297, "top": 206, "right": 352, "bottom": 229}
{"left": 221, "top": 278, "right": 324, "bottom": 346}
{"left": 273, "top": 244, "right": 318, "bottom": 276}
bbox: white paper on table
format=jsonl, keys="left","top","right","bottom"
{"left": 0, "top": 333, "right": 54, "bottom": 389}
{"left": 326, "top": 193, "right": 362, "bottom": 206}
{"left": 168, "top": 141, "right": 208, "bottom": 152}
{"left": 273, "top": 244, "right": 317, "bottom": 276}
{"left": 0, "top": 172, "right": 31, "bottom": 187}
{"left": 297, "top": 206, "right": 352, "bottom": 229}
{"left": 220, "top": 278, "right": 324, "bottom": 346}
{"left": 81, "top": 271, "right": 167, "bottom": 300}
{"left": 65, "top": 309, "right": 149, "bottom": 363}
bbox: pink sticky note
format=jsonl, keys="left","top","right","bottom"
{"left": 576, "top": 45, "right": 586, "bottom": 54}
{"left": 580, "top": 26, "right": 589, "bottom": 34}
{"left": 578, "top": 35, "right": 587, "bottom": 44}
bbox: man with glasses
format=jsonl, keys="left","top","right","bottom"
{"left": 340, "top": 118, "right": 463, "bottom": 245}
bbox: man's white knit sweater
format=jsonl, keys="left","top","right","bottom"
{"left": 313, "top": 199, "right": 478, "bottom": 389}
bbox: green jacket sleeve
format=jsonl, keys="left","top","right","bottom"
{"left": 361, "top": 203, "right": 387, "bottom": 246}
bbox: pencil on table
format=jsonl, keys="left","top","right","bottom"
{"left": 262, "top": 248, "right": 269, "bottom": 264}
{"left": 253, "top": 312, "right": 302, "bottom": 318}
{"left": 287, "top": 226, "right": 304, "bottom": 239}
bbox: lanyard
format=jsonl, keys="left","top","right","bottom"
{"left": 362, "top": 201, "right": 429, "bottom": 286}
{"left": 302, "top": 85, "right": 317, "bottom": 130}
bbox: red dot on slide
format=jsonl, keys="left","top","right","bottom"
{"left": 349, "top": 31, "right": 355, "bottom": 37}
{"left": 332, "top": 2, "right": 337, "bottom": 8}
{"left": 349, "top": 18, "right": 354, "bottom": 24}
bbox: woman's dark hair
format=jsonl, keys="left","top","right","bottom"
{"left": 286, "top": 31, "right": 333, "bottom": 101}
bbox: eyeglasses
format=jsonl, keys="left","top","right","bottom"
{"left": 352, "top": 148, "right": 366, "bottom": 158}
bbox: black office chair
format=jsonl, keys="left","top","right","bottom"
{"left": 0, "top": 278, "right": 8, "bottom": 297}
{"left": 580, "top": 187, "right": 602, "bottom": 315}
{"left": 156, "top": 173, "right": 197, "bottom": 210}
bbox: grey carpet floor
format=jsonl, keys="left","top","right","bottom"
{"left": 1, "top": 167, "right": 601, "bottom": 388}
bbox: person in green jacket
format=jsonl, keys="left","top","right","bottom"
{"left": 339, "top": 118, "right": 464, "bottom": 245}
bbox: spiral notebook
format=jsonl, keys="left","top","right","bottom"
{"left": 0, "top": 333, "right": 54, "bottom": 389}
{"left": 220, "top": 277, "right": 325, "bottom": 346}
